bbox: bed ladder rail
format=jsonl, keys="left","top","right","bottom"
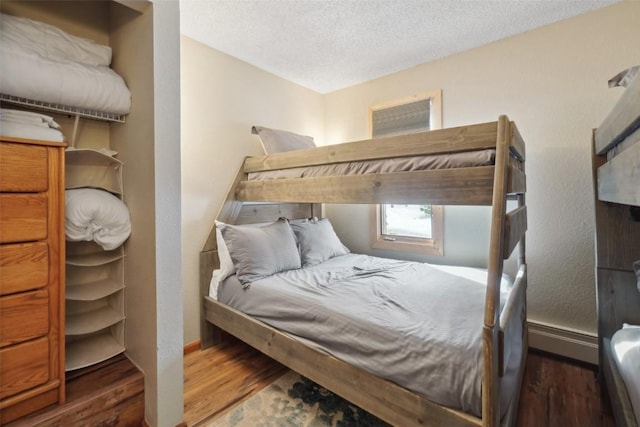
{"left": 483, "top": 115, "right": 527, "bottom": 427}
{"left": 503, "top": 206, "right": 527, "bottom": 259}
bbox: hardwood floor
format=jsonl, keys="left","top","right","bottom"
{"left": 184, "top": 337, "right": 615, "bottom": 426}
{"left": 184, "top": 338, "right": 288, "bottom": 426}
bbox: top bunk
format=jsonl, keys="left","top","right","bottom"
{"left": 231, "top": 115, "right": 526, "bottom": 207}
{"left": 593, "top": 66, "right": 640, "bottom": 208}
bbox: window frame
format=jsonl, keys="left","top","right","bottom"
{"left": 368, "top": 91, "right": 444, "bottom": 255}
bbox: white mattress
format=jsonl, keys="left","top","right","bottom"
{"left": 611, "top": 324, "right": 640, "bottom": 426}
{"left": 214, "top": 253, "right": 523, "bottom": 418}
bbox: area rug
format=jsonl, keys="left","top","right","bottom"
{"left": 207, "top": 370, "right": 389, "bottom": 426}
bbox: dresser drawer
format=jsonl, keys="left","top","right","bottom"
{"left": 0, "top": 142, "right": 48, "bottom": 192}
{"left": 0, "top": 242, "right": 49, "bottom": 296}
{"left": 0, "top": 194, "right": 47, "bottom": 243}
{"left": 0, "top": 337, "right": 49, "bottom": 399}
{"left": 0, "top": 290, "right": 49, "bottom": 348}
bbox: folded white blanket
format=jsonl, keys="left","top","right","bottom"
{"left": 0, "top": 119, "right": 65, "bottom": 142}
{"left": 1, "top": 46, "right": 132, "bottom": 115}
{"left": 1, "top": 13, "right": 111, "bottom": 67}
{"left": 65, "top": 188, "right": 131, "bottom": 251}
{"left": 1, "top": 108, "right": 61, "bottom": 129}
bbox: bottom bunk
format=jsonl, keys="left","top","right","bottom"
{"left": 200, "top": 217, "right": 528, "bottom": 426}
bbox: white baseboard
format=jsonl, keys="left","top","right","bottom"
{"left": 527, "top": 321, "right": 599, "bottom": 365}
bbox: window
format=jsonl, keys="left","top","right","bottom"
{"left": 369, "top": 92, "right": 443, "bottom": 255}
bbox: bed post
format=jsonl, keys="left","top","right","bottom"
{"left": 200, "top": 245, "right": 221, "bottom": 348}
{"left": 482, "top": 115, "right": 511, "bottom": 426}
{"left": 200, "top": 166, "right": 248, "bottom": 348}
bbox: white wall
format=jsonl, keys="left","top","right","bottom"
{"left": 150, "top": 2, "right": 183, "bottom": 425}
{"left": 180, "top": 36, "right": 325, "bottom": 345}
{"left": 323, "top": 1, "right": 640, "bottom": 335}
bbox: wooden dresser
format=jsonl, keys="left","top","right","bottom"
{"left": 0, "top": 136, "right": 66, "bottom": 424}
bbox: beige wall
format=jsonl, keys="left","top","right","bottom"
{"left": 181, "top": 1, "right": 639, "bottom": 344}
{"left": 180, "top": 36, "right": 325, "bottom": 345}
{"left": 324, "top": 1, "right": 640, "bottom": 335}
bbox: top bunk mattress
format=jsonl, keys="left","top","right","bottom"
{"left": 248, "top": 148, "right": 496, "bottom": 180}
{"left": 214, "top": 253, "right": 522, "bottom": 418}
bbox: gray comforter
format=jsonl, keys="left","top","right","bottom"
{"left": 218, "top": 253, "right": 515, "bottom": 417}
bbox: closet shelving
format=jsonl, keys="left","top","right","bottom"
{"left": 64, "top": 149, "right": 127, "bottom": 371}
{"left": 0, "top": 93, "right": 127, "bottom": 123}
{"left": 1, "top": 93, "right": 130, "bottom": 371}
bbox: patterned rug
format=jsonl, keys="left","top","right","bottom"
{"left": 208, "top": 370, "right": 390, "bottom": 427}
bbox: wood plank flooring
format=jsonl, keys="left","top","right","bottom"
{"left": 184, "top": 337, "right": 615, "bottom": 426}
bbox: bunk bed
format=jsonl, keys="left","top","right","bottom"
{"left": 593, "top": 68, "right": 640, "bottom": 427}
{"left": 200, "top": 115, "right": 527, "bottom": 426}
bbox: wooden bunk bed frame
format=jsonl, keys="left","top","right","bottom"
{"left": 200, "top": 115, "right": 528, "bottom": 427}
{"left": 593, "top": 72, "right": 640, "bottom": 427}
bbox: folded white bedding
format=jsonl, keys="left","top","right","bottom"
{"left": 0, "top": 14, "right": 131, "bottom": 115}
{"left": 611, "top": 325, "right": 640, "bottom": 426}
{"left": 65, "top": 188, "right": 131, "bottom": 250}
{"left": 1, "top": 108, "right": 61, "bottom": 129}
{"left": 1, "top": 13, "right": 112, "bottom": 67}
{"left": 0, "top": 119, "right": 64, "bottom": 142}
{"left": 1, "top": 47, "right": 131, "bottom": 115}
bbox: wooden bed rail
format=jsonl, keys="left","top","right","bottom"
{"left": 244, "top": 119, "right": 525, "bottom": 173}
{"left": 238, "top": 167, "right": 497, "bottom": 205}
{"left": 483, "top": 115, "right": 515, "bottom": 426}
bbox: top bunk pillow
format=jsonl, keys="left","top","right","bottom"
{"left": 1, "top": 13, "right": 112, "bottom": 67}
{"left": 291, "top": 218, "right": 350, "bottom": 267}
{"left": 219, "top": 218, "right": 301, "bottom": 286}
{"left": 252, "top": 126, "right": 316, "bottom": 154}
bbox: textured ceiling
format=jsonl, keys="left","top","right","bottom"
{"left": 179, "top": 0, "right": 620, "bottom": 94}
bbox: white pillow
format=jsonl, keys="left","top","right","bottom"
{"left": 290, "top": 218, "right": 350, "bottom": 267}
{"left": 209, "top": 222, "right": 236, "bottom": 299}
{"left": 65, "top": 188, "right": 131, "bottom": 250}
{"left": 251, "top": 126, "right": 315, "bottom": 154}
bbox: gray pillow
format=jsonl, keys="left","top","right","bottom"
{"left": 219, "top": 218, "right": 301, "bottom": 286}
{"left": 251, "top": 126, "right": 315, "bottom": 154}
{"left": 290, "top": 218, "right": 350, "bottom": 267}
